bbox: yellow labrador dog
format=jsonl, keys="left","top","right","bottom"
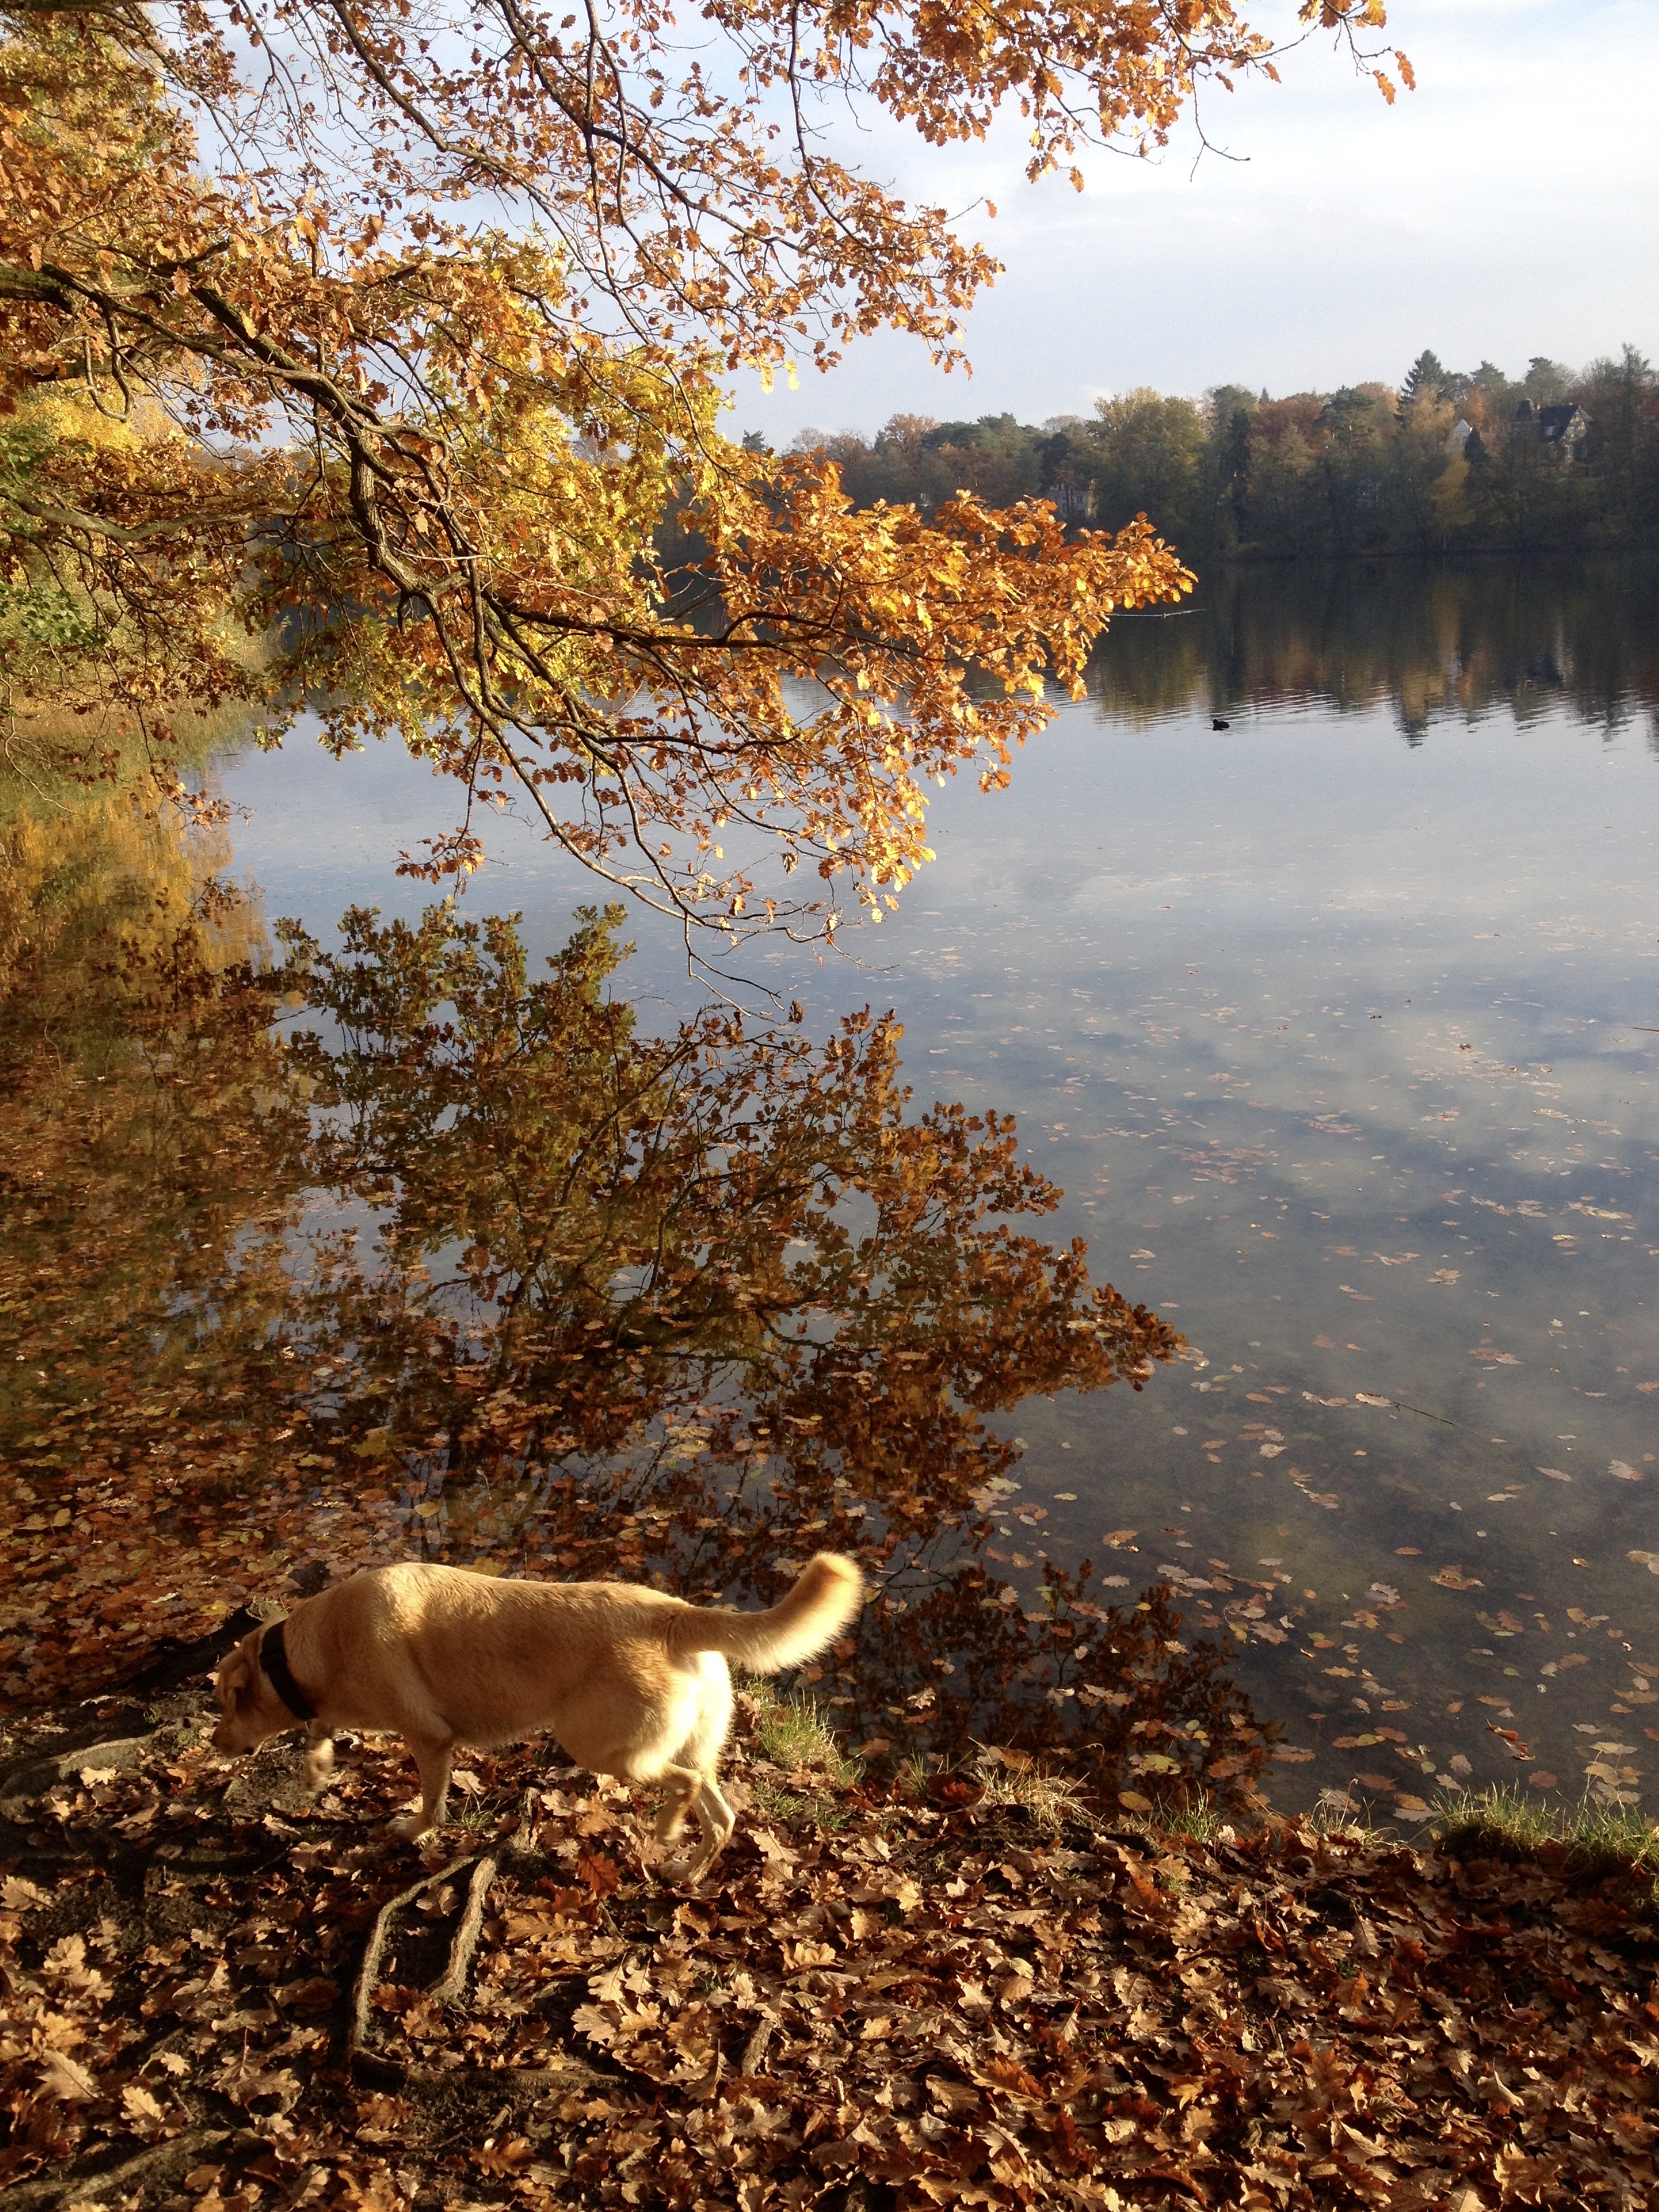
{"left": 211, "top": 1553, "right": 861, "bottom": 1881}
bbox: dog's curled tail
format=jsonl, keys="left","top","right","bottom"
{"left": 673, "top": 1553, "right": 863, "bottom": 1673}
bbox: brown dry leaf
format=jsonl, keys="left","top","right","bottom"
{"left": 39, "top": 2049, "right": 99, "bottom": 2102}
{"left": 13, "top": 1711, "right": 1659, "bottom": 2212}
{"left": 119, "top": 2081, "right": 168, "bottom": 2134}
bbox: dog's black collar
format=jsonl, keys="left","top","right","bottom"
{"left": 259, "top": 1620, "right": 317, "bottom": 1723}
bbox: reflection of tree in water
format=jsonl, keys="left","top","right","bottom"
{"left": 283, "top": 901, "right": 1270, "bottom": 1805}
{"left": 0, "top": 804, "right": 316, "bottom": 1699}
{"left": 1, "top": 859, "right": 1273, "bottom": 1811}
{"left": 1092, "top": 556, "right": 1659, "bottom": 745}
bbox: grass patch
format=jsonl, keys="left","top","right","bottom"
{"left": 447, "top": 1793, "right": 501, "bottom": 1832}
{"left": 1431, "top": 1784, "right": 1555, "bottom": 1857}
{"left": 1301, "top": 1788, "right": 1399, "bottom": 1846}
{"left": 747, "top": 1687, "right": 862, "bottom": 1790}
{"left": 1569, "top": 1798, "right": 1659, "bottom": 1881}
{"left": 1145, "top": 1797, "right": 1236, "bottom": 1851}
{"left": 750, "top": 1780, "right": 857, "bottom": 1832}
{"left": 1431, "top": 1785, "right": 1659, "bottom": 1885}
{"left": 970, "top": 1748, "right": 1086, "bottom": 1834}
{"left": 744, "top": 1686, "right": 863, "bottom": 1832}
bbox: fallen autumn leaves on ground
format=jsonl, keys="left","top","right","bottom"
{"left": 4, "top": 1683, "right": 1657, "bottom": 2211}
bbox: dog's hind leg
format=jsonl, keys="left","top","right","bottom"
{"left": 657, "top": 1771, "right": 737, "bottom": 1885}
{"left": 657, "top": 1660, "right": 737, "bottom": 1883}
{"left": 390, "top": 1732, "right": 455, "bottom": 1841}
{"left": 302, "top": 1721, "right": 335, "bottom": 1793}
{"left": 691, "top": 1775, "right": 737, "bottom": 1878}
{"left": 652, "top": 1762, "right": 702, "bottom": 1856}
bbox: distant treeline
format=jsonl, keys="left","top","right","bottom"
{"left": 1084, "top": 556, "right": 1659, "bottom": 744}
{"left": 770, "top": 350, "right": 1659, "bottom": 560}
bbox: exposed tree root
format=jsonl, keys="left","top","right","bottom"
{"left": 348, "top": 1853, "right": 483, "bottom": 2058}
{"left": 350, "top": 1795, "right": 557, "bottom": 2055}
{"left": 2, "top": 2128, "right": 234, "bottom": 2211}
{"left": 0, "top": 1734, "right": 160, "bottom": 1816}
{"left": 428, "top": 1851, "right": 499, "bottom": 2008}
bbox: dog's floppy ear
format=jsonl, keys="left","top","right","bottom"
{"left": 216, "top": 1643, "right": 256, "bottom": 1709}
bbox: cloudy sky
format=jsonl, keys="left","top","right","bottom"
{"left": 728, "top": 0, "right": 1659, "bottom": 444}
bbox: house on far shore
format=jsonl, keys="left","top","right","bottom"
{"left": 1447, "top": 418, "right": 1474, "bottom": 453}
{"left": 1511, "top": 399, "right": 1591, "bottom": 457}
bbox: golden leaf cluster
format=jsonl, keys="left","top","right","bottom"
{"left": 1, "top": 0, "right": 1398, "bottom": 939}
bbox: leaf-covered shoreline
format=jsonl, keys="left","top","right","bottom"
{"left": 5, "top": 1689, "right": 1656, "bottom": 2211}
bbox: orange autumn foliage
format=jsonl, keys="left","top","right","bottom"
{"left": 1, "top": 0, "right": 1405, "bottom": 940}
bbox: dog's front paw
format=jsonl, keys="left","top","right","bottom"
{"left": 389, "top": 1811, "right": 432, "bottom": 1843}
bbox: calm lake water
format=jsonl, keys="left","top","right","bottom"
{"left": 5, "top": 557, "right": 1656, "bottom": 1823}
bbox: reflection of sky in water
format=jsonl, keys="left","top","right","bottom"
{"left": 218, "top": 568, "right": 1659, "bottom": 1816}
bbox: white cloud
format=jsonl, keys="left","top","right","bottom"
{"left": 731, "top": 0, "right": 1659, "bottom": 439}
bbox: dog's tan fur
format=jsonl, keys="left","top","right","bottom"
{"left": 210, "top": 1553, "right": 862, "bottom": 1879}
